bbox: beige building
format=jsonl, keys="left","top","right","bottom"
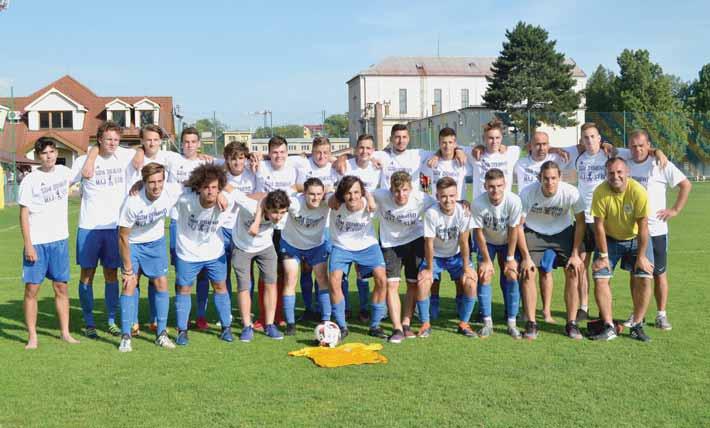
{"left": 224, "top": 130, "right": 252, "bottom": 145}
{"left": 250, "top": 137, "right": 350, "bottom": 156}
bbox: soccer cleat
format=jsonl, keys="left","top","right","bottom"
{"left": 368, "top": 326, "right": 387, "bottom": 339}
{"left": 655, "top": 315, "right": 672, "bottom": 331}
{"left": 388, "top": 329, "right": 405, "bottom": 344}
{"left": 358, "top": 309, "right": 370, "bottom": 324}
{"left": 155, "top": 331, "right": 176, "bottom": 349}
{"left": 565, "top": 322, "right": 583, "bottom": 340}
{"left": 118, "top": 335, "right": 132, "bottom": 353}
{"left": 149, "top": 322, "right": 157, "bottom": 333}
{"left": 253, "top": 320, "right": 265, "bottom": 332}
{"left": 219, "top": 326, "right": 234, "bottom": 342}
{"left": 285, "top": 323, "right": 296, "bottom": 336}
{"left": 576, "top": 308, "right": 589, "bottom": 322}
{"left": 507, "top": 325, "right": 522, "bottom": 339}
{"left": 417, "top": 322, "right": 432, "bottom": 338}
{"left": 107, "top": 323, "right": 121, "bottom": 336}
{"left": 339, "top": 327, "right": 349, "bottom": 341}
{"left": 622, "top": 313, "right": 634, "bottom": 328}
{"left": 588, "top": 323, "right": 618, "bottom": 341}
{"left": 195, "top": 316, "right": 209, "bottom": 331}
{"left": 131, "top": 323, "right": 141, "bottom": 337}
{"left": 176, "top": 330, "right": 189, "bottom": 346}
{"left": 297, "top": 309, "right": 317, "bottom": 323}
{"left": 630, "top": 324, "right": 651, "bottom": 342}
{"left": 402, "top": 325, "right": 416, "bottom": 339}
{"left": 240, "top": 325, "right": 254, "bottom": 343}
{"left": 84, "top": 326, "right": 99, "bottom": 339}
{"left": 477, "top": 324, "right": 493, "bottom": 339}
{"left": 457, "top": 322, "right": 477, "bottom": 338}
{"left": 523, "top": 321, "right": 539, "bottom": 340}
{"left": 265, "top": 324, "right": 284, "bottom": 340}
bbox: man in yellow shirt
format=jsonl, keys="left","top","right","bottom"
{"left": 590, "top": 156, "right": 654, "bottom": 342}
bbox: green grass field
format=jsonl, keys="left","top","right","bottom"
{"left": 1, "top": 184, "right": 709, "bottom": 427}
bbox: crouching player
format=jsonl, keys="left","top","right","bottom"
{"left": 117, "top": 164, "right": 182, "bottom": 351}
{"left": 472, "top": 169, "right": 523, "bottom": 339}
{"left": 328, "top": 176, "right": 396, "bottom": 341}
{"left": 280, "top": 178, "right": 331, "bottom": 335}
{"left": 417, "top": 177, "right": 478, "bottom": 338}
{"left": 517, "top": 161, "right": 586, "bottom": 340}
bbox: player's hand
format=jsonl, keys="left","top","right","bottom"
{"left": 498, "top": 144, "right": 508, "bottom": 154}
{"left": 592, "top": 256, "right": 609, "bottom": 273}
{"left": 463, "top": 266, "right": 476, "bottom": 283}
{"left": 371, "top": 158, "right": 383, "bottom": 170}
{"left": 471, "top": 145, "right": 485, "bottom": 161}
{"left": 655, "top": 150, "right": 668, "bottom": 169}
{"left": 197, "top": 153, "right": 214, "bottom": 162}
{"left": 656, "top": 208, "right": 677, "bottom": 221}
{"left": 566, "top": 254, "right": 583, "bottom": 272}
{"left": 457, "top": 200, "right": 471, "bottom": 215}
{"left": 249, "top": 153, "right": 263, "bottom": 172}
{"left": 417, "top": 268, "right": 433, "bottom": 283}
{"left": 504, "top": 259, "right": 518, "bottom": 277}
{"left": 24, "top": 246, "right": 38, "bottom": 263}
{"left": 217, "top": 192, "right": 229, "bottom": 211}
{"left": 478, "top": 260, "right": 494, "bottom": 279}
{"left": 550, "top": 147, "right": 570, "bottom": 163}
{"left": 365, "top": 194, "right": 377, "bottom": 213}
{"left": 635, "top": 255, "right": 654, "bottom": 276}
{"left": 426, "top": 154, "right": 440, "bottom": 168}
{"left": 122, "top": 272, "right": 137, "bottom": 290}
{"left": 520, "top": 257, "right": 536, "bottom": 278}
{"left": 81, "top": 163, "right": 94, "bottom": 179}
{"left": 334, "top": 154, "right": 348, "bottom": 174}
{"left": 601, "top": 142, "right": 614, "bottom": 156}
{"left": 129, "top": 181, "right": 144, "bottom": 196}
{"left": 454, "top": 148, "right": 468, "bottom": 166}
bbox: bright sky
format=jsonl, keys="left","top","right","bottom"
{"left": 0, "top": 0, "right": 707, "bottom": 129}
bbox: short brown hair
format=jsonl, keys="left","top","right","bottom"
{"left": 436, "top": 176, "right": 457, "bottom": 192}
{"left": 439, "top": 127, "right": 456, "bottom": 138}
{"left": 390, "top": 124, "right": 408, "bottom": 136}
{"left": 312, "top": 136, "right": 330, "bottom": 149}
{"left": 268, "top": 136, "right": 287, "bottom": 152}
{"left": 264, "top": 189, "right": 291, "bottom": 211}
{"left": 538, "top": 161, "right": 561, "bottom": 178}
{"left": 223, "top": 141, "right": 249, "bottom": 160}
{"left": 141, "top": 163, "right": 166, "bottom": 182}
{"left": 357, "top": 134, "right": 374, "bottom": 145}
{"left": 483, "top": 118, "right": 504, "bottom": 135}
{"left": 580, "top": 122, "right": 599, "bottom": 133}
{"left": 181, "top": 126, "right": 200, "bottom": 142}
{"left": 97, "top": 121, "right": 122, "bottom": 142}
{"left": 184, "top": 164, "right": 226, "bottom": 192}
{"left": 390, "top": 171, "right": 412, "bottom": 190}
{"left": 484, "top": 168, "right": 505, "bottom": 181}
{"left": 628, "top": 129, "right": 650, "bottom": 142}
{"left": 140, "top": 124, "right": 165, "bottom": 140}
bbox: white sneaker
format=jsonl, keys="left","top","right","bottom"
{"left": 655, "top": 315, "right": 672, "bottom": 331}
{"left": 155, "top": 332, "right": 176, "bottom": 349}
{"left": 118, "top": 336, "right": 132, "bottom": 353}
{"left": 622, "top": 313, "right": 634, "bottom": 328}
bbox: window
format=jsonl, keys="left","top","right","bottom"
{"left": 434, "top": 89, "right": 442, "bottom": 115}
{"left": 461, "top": 89, "right": 469, "bottom": 109}
{"left": 112, "top": 110, "right": 126, "bottom": 127}
{"left": 302, "top": 144, "right": 309, "bottom": 151}
{"left": 399, "top": 89, "right": 407, "bottom": 114}
{"left": 228, "top": 136, "right": 236, "bottom": 142}
{"left": 140, "top": 110, "right": 154, "bottom": 125}
{"left": 252, "top": 145, "right": 259, "bottom": 152}
{"left": 384, "top": 103, "right": 390, "bottom": 116}
{"left": 39, "top": 111, "right": 73, "bottom": 129}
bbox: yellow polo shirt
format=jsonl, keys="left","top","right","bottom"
{"left": 591, "top": 178, "right": 649, "bottom": 241}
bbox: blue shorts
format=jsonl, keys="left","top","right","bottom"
{"left": 23, "top": 239, "right": 70, "bottom": 284}
{"left": 329, "top": 244, "right": 385, "bottom": 279}
{"left": 476, "top": 242, "right": 520, "bottom": 264}
{"left": 175, "top": 254, "right": 227, "bottom": 286}
{"left": 169, "top": 219, "right": 177, "bottom": 266}
{"left": 593, "top": 236, "right": 655, "bottom": 279}
{"left": 129, "top": 237, "right": 169, "bottom": 280}
{"left": 324, "top": 228, "right": 333, "bottom": 254}
{"left": 419, "top": 254, "right": 471, "bottom": 282}
{"left": 76, "top": 228, "right": 121, "bottom": 269}
{"left": 221, "top": 227, "right": 233, "bottom": 259}
{"left": 280, "top": 239, "right": 329, "bottom": 267}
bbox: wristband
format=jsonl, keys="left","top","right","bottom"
{"left": 506, "top": 256, "right": 515, "bottom": 262}
{"left": 121, "top": 267, "right": 134, "bottom": 275}
{"left": 598, "top": 252, "right": 609, "bottom": 259}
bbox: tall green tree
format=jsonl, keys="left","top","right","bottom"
{"left": 585, "top": 65, "right": 617, "bottom": 111}
{"left": 692, "top": 63, "right": 710, "bottom": 112}
{"left": 254, "top": 125, "right": 303, "bottom": 139}
{"left": 483, "top": 21, "right": 582, "bottom": 138}
{"left": 324, "top": 114, "right": 348, "bottom": 137}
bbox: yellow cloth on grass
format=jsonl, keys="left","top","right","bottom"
{"left": 288, "top": 343, "right": 388, "bottom": 368}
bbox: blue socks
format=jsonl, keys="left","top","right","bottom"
{"left": 155, "top": 290, "right": 169, "bottom": 334}
{"left": 120, "top": 294, "right": 135, "bottom": 335}
{"left": 148, "top": 281, "right": 157, "bottom": 323}
{"left": 502, "top": 278, "right": 520, "bottom": 320}
{"left": 196, "top": 274, "right": 209, "bottom": 318}
{"left": 78, "top": 282, "right": 95, "bottom": 327}
{"left": 332, "top": 299, "right": 347, "bottom": 328}
{"left": 213, "top": 291, "right": 231, "bottom": 328}
{"left": 430, "top": 294, "right": 440, "bottom": 320}
{"left": 317, "top": 289, "right": 332, "bottom": 321}
{"left": 283, "top": 295, "right": 296, "bottom": 324}
{"left": 357, "top": 278, "right": 369, "bottom": 311}
{"left": 175, "top": 294, "right": 192, "bottom": 331}
{"left": 104, "top": 281, "right": 119, "bottom": 325}
{"left": 370, "top": 301, "right": 386, "bottom": 329}
{"left": 478, "top": 283, "right": 492, "bottom": 319}
{"left": 417, "top": 298, "right": 431, "bottom": 324}
{"left": 300, "top": 271, "right": 314, "bottom": 312}
{"left": 459, "top": 296, "right": 477, "bottom": 323}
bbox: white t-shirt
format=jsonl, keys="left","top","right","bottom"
{"left": 423, "top": 203, "right": 472, "bottom": 258}
{"left": 372, "top": 148, "right": 431, "bottom": 191}
{"left": 231, "top": 194, "right": 278, "bottom": 254}
{"left": 174, "top": 191, "right": 225, "bottom": 262}
{"left": 255, "top": 159, "right": 298, "bottom": 193}
{"left": 520, "top": 182, "right": 585, "bottom": 235}
{"left": 328, "top": 198, "right": 378, "bottom": 251}
{"left": 296, "top": 158, "right": 339, "bottom": 190}
{"left": 72, "top": 146, "right": 135, "bottom": 230}
{"left": 165, "top": 156, "right": 209, "bottom": 185}
{"left": 471, "top": 146, "right": 521, "bottom": 199}
{"left": 621, "top": 152, "right": 687, "bottom": 236}
{"left": 567, "top": 148, "right": 608, "bottom": 223}
{"left": 282, "top": 194, "right": 330, "bottom": 250}
{"left": 340, "top": 158, "right": 381, "bottom": 193}
{"left": 126, "top": 150, "right": 183, "bottom": 186}
{"left": 18, "top": 165, "right": 75, "bottom": 245}
{"left": 218, "top": 170, "right": 256, "bottom": 229}
{"left": 373, "top": 188, "right": 436, "bottom": 248}
{"left": 118, "top": 184, "right": 183, "bottom": 244}
{"left": 471, "top": 191, "right": 523, "bottom": 246}
{"left": 420, "top": 158, "right": 472, "bottom": 200}
{"left": 514, "top": 152, "right": 569, "bottom": 194}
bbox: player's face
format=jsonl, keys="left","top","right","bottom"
{"left": 390, "top": 130, "right": 409, "bottom": 153}
{"left": 269, "top": 144, "right": 287, "bottom": 168}
{"left": 312, "top": 145, "right": 331, "bottom": 167}
{"left": 540, "top": 168, "right": 560, "bottom": 196}
{"left": 485, "top": 177, "right": 506, "bottom": 204}
{"left": 392, "top": 182, "right": 412, "bottom": 206}
{"left": 343, "top": 182, "right": 363, "bottom": 210}
{"left": 142, "top": 130, "right": 162, "bottom": 157}
{"left": 266, "top": 207, "right": 288, "bottom": 224}
{"left": 606, "top": 160, "right": 628, "bottom": 191}
{"left": 530, "top": 135, "right": 550, "bottom": 160}
{"left": 37, "top": 145, "right": 57, "bottom": 169}
{"left": 581, "top": 128, "right": 601, "bottom": 154}
{"left": 199, "top": 179, "right": 221, "bottom": 205}
{"left": 145, "top": 172, "right": 165, "bottom": 200}
{"left": 227, "top": 153, "right": 246, "bottom": 176}
{"left": 484, "top": 129, "right": 503, "bottom": 152}
{"left": 304, "top": 185, "right": 325, "bottom": 208}
{"left": 182, "top": 134, "right": 200, "bottom": 159}
{"left": 99, "top": 130, "right": 121, "bottom": 155}
{"left": 436, "top": 185, "right": 458, "bottom": 214}
{"left": 629, "top": 135, "right": 650, "bottom": 162}
{"left": 439, "top": 136, "right": 457, "bottom": 159}
{"left": 356, "top": 139, "right": 374, "bottom": 162}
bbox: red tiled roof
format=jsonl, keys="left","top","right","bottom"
{"left": 0, "top": 75, "right": 175, "bottom": 156}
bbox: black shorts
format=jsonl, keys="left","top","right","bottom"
{"left": 652, "top": 234, "right": 667, "bottom": 276}
{"left": 583, "top": 223, "right": 597, "bottom": 253}
{"left": 272, "top": 229, "right": 284, "bottom": 261}
{"left": 524, "top": 226, "right": 573, "bottom": 272}
{"left": 382, "top": 237, "right": 424, "bottom": 282}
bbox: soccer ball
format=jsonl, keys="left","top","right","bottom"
{"left": 314, "top": 321, "right": 341, "bottom": 348}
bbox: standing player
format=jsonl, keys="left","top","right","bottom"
{"left": 417, "top": 177, "right": 478, "bottom": 338}
{"left": 117, "top": 163, "right": 182, "bottom": 352}
{"left": 470, "top": 119, "right": 521, "bottom": 200}
{"left": 420, "top": 127, "right": 472, "bottom": 199}
{"left": 514, "top": 131, "right": 571, "bottom": 194}
{"left": 472, "top": 169, "right": 523, "bottom": 338}
{"left": 19, "top": 139, "right": 80, "bottom": 349}
{"left": 517, "top": 161, "right": 586, "bottom": 339}
{"left": 589, "top": 157, "right": 654, "bottom": 342}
